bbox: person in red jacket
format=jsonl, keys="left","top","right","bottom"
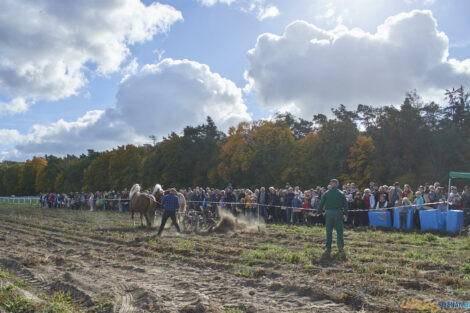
{"left": 302, "top": 195, "right": 312, "bottom": 225}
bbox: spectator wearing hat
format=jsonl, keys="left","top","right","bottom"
{"left": 318, "top": 179, "right": 348, "bottom": 257}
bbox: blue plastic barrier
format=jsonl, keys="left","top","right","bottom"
{"left": 438, "top": 211, "right": 447, "bottom": 231}
{"left": 446, "top": 210, "right": 464, "bottom": 233}
{"left": 393, "top": 208, "right": 414, "bottom": 229}
{"left": 368, "top": 211, "right": 391, "bottom": 227}
{"left": 419, "top": 209, "right": 440, "bottom": 231}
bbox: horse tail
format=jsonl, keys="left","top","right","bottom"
{"left": 129, "top": 184, "right": 140, "bottom": 201}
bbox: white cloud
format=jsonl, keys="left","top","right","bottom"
{"left": 0, "top": 0, "right": 182, "bottom": 107}
{"left": 246, "top": 10, "right": 470, "bottom": 116}
{"left": 0, "top": 98, "right": 30, "bottom": 115}
{"left": 200, "top": 0, "right": 236, "bottom": 5}
{"left": 405, "top": 0, "right": 436, "bottom": 5}
{"left": 314, "top": 1, "right": 349, "bottom": 26}
{"left": 1, "top": 59, "right": 251, "bottom": 161}
{"left": 0, "top": 129, "right": 23, "bottom": 145}
{"left": 257, "top": 5, "right": 279, "bottom": 21}
{"left": 199, "top": 0, "right": 279, "bottom": 20}
{"left": 120, "top": 58, "right": 140, "bottom": 83}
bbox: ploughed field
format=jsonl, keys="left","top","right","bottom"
{"left": 0, "top": 205, "right": 468, "bottom": 313}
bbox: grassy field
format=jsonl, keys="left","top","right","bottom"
{"left": 0, "top": 204, "right": 468, "bottom": 312}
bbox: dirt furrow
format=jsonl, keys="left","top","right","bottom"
{"left": 0, "top": 219, "right": 354, "bottom": 312}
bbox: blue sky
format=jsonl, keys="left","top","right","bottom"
{"left": 0, "top": 0, "right": 469, "bottom": 161}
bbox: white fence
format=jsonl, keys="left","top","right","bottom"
{"left": 0, "top": 197, "right": 40, "bottom": 206}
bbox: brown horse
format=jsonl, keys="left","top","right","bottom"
{"left": 129, "top": 184, "right": 157, "bottom": 228}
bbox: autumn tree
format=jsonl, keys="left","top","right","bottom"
{"left": 282, "top": 132, "right": 319, "bottom": 187}
{"left": 218, "top": 120, "right": 295, "bottom": 187}
{"left": 35, "top": 155, "right": 63, "bottom": 192}
{"left": 312, "top": 119, "right": 359, "bottom": 185}
{"left": 1, "top": 164, "right": 22, "bottom": 196}
{"left": 140, "top": 132, "right": 186, "bottom": 188}
{"left": 82, "top": 152, "right": 110, "bottom": 191}
{"left": 341, "top": 136, "right": 375, "bottom": 188}
{"left": 18, "top": 157, "right": 47, "bottom": 194}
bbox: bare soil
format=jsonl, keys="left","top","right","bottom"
{"left": 0, "top": 205, "right": 468, "bottom": 312}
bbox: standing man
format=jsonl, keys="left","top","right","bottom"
{"left": 258, "top": 187, "right": 267, "bottom": 221}
{"left": 318, "top": 179, "right": 348, "bottom": 257}
{"left": 157, "top": 188, "right": 181, "bottom": 236}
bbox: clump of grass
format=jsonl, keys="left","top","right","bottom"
{"left": 222, "top": 307, "right": 243, "bottom": 313}
{"left": 240, "top": 250, "right": 267, "bottom": 265}
{"left": 169, "top": 254, "right": 185, "bottom": 261}
{"left": 14, "top": 279, "right": 28, "bottom": 288}
{"left": 176, "top": 239, "right": 196, "bottom": 253}
{"left": 423, "top": 233, "right": 438, "bottom": 242}
{"left": 370, "top": 264, "right": 388, "bottom": 275}
{"left": 43, "top": 290, "right": 78, "bottom": 313}
{"left": 283, "top": 252, "right": 302, "bottom": 264}
{"left": 0, "top": 267, "right": 11, "bottom": 278}
{"left": 87, "top": 297, "right": 115, "bottom": 313}
{"left": 460, "top": 264, "right": 470, "bottom": 279}
{"left": 242, "top": 244, "right": 313, "bottom": 266}
{"left": 405, "top": 251, "right": 428, "bottom": 261}
{"left": 0, "top": 284, "right": 35, "bottom": 313}
{"left": 235, "top": 269, "right": 253, "bottom": 278}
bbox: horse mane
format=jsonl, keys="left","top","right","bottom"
{"left": 129, "top": 184, "right": 141, "bottom": 200}
{"left": 152, "top": 184, "right": 162, "bottom": 195}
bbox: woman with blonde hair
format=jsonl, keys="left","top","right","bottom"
{"left": 402, "top": 184, "right": 413, "bottom": 202}
{"left": 362, "top": 188, "right": 375, "bottom": 210}
{"left": 414, "top": 191, "right": 424, "bottom": 210}
{"left": 412, "top": 191, "right": 423, "bottom": 228}
{"left": 399, "top": 197, "right": 412, "bottom": 228}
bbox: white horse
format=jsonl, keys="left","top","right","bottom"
{"left": 152, "top": 184, "right": 186, "bottom": 223}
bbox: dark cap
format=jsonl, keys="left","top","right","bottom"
{"left": 330, "top": 179, "right": 339, "bottom": 184}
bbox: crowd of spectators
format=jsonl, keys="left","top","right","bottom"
{"left": 39, "top": 190, "right": 130, "bottom": 212}
{"left": 181, "top": 182, "right": 470, "bottom": 227}
{"left": 38, "top": 181, "right": 470, "bottom": 227}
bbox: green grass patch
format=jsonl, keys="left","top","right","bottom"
{"left": 0, "top": 284, "right": 35, "bottom": 313}
{"left": 235, "top": 269, "right": 253, "bottom": 278}
{"left": 42, "top": 291, "right": 77, "bottom": 313}
{"left": 222, "top": 307, "right": 243, "bottom": 313}
{"left": 0, "top": 267, "right": 11, "bottom": 278}
{"left": 460, "top": 264, "right": 470, "bottom": 280}
{"left": 176, "top": 239, "right": 196, "bottom": 253}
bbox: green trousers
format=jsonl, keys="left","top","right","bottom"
{"left": 325, "top": 209, "right": 344, "bottom": 251}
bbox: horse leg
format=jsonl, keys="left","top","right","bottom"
{"left": 146, "top": 212, "right": 152, "bottom": 228}
{"left": 131, "top": 211, "right": 135, "bottom": 227}
{"left": 140, "top": 213, "right": 144, "bottom": 227}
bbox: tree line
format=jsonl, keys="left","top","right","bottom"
{"left": 1, "top": 87, "right": 469, "bottom": 196}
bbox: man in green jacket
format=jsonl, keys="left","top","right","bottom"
{"left": 318, "top": 179, "right": 348, "bottom": 256}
